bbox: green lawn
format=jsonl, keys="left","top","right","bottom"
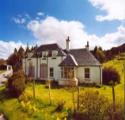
{"left": 0, "top": 59, "right": 124, "bottom": 120}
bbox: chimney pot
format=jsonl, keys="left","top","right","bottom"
{"left": 86, "top": 41, "right": 89, "bottom": 50}
{"left": 66, "top": 36, "right": 70, "bottom": 51}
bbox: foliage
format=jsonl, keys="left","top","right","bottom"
{"left": 103, "top": 67, "right": 120, "bottom": 85}
{"left": 75, "top": 90, "right": 108, "bottom": 120}
{"left": 105, "top": 101, "right": 124, "bottom": 120}
{"left": 6, "top": 70, "right": 26, "bottom": 97}
{"left": 55, "top": 100, "right": 65, "bottom": 112}
{"left": 105, "top": 43, "right": 125, "bottom": 61}
{"left": 93, "top": 46, "right": 106, "bottom": 63}
{"left": 0, "top": 59, "right": 6, "bottom": 65}
{"left": 45, "top": 80, "right": 59, "bottom": 89}
{"left": 7, "top": 47, "right": 25, "bottom": 72}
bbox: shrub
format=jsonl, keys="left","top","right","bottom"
{"left": 18, "top": 93, "right": 30, "bottom": 103}
{"left": 105, "top": 101, "right": 124, "bottom": 120}
{"left": 6, "top": 69, "right": 26, "bottom": 97}
{"left": 103, "top": 67, "right": 120, "bottom": 85}
{"left": 45, "top": 80, "right": 59, "bottom": 88}
{"left": 55, "top": 100, "right": 65, "bottom": 112}
{"left": 74, "top": 90, "right": 108, "bottom": 120}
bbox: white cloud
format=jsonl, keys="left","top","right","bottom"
{"left": 25, "top": 14, "right": 31, "bottom": 19}
{"left": 0, "top": 40, "right": 25, "bottom": 59}
{"left": 13, "top": 17, "right": 26, "bottom": 24}
{"left": 89, "top": 0, "right": 125, "bottom": 21}
{"left": 27, "top": 16, "right": 125, "bottom": 50}
{"left": 37, "top": 12, "right": 44, "bottom": 16}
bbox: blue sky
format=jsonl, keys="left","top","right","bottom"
{"left": 0, "top": 0, "right": 125, "bottom": 59}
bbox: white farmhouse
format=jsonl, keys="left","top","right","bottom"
{"left": 22, "top": 37, "right": 102, "bottom": 86}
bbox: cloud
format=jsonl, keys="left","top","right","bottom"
{"left": 0, "top": 40, "right": 25, "bottom": 59}
{"left": 89, "top": 0, "right": 125, "bottom": 21}
{"left": 12, "top": 13, "right": 31, "bottom": 25}
{"left": 27, "top": 16, "right": 125, "bottom": 50}
{"left": 37, "top": 12, "right": 44, "bottom": 16}
{"left": 25, "top": 14, "right": 31, "bottom": 19}
{"left": 12, "top": 17, "right": 26, "bottom": 24}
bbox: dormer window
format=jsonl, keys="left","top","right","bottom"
{"left": 28, "top": 52, "right": 33, "bottom": 58}
{"left": 42, "top": 51, "right": 48, "bottom": 59}
{"left": 52, "top": 50, "right": 58, "bottom": 59}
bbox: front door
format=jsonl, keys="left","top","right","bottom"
{"left": 40, "top": 64, "right": 48, "bottom": 80}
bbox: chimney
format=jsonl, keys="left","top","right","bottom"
{"left": 86, "top": 41, "right": 89, "bottom": 50}
{"left": 66, "top": 36, "right": 70, "bottom": 51}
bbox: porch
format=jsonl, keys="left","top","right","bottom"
{"left": 59, "top": 67, "right": 78, "bottom": 86}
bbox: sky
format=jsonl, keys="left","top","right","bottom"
{"left": 0, "top": 0, "right": 125, "bottom": 59}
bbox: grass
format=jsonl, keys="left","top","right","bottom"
{"left": 0, "top": 58, "right": 124, "bottom": 120}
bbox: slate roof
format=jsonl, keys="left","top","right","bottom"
{"left": 59, "top": 54, "right": 78, "bottom": 66}
{"left": 68, "top": 48, "right": 101, "bottom": 66}
{"left": 24, "top": 43, "right": 101, "bottom": 66}
{"left": 36, "top": 43, "right": 66, "bottom": 57}
{"left": 37, "top": 43, "right": 60, "bottom": 51}
{"left": 25, "top": 43, "right": 66, "bottom": 58}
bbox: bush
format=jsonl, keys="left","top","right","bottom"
{"left": 105, "top": 101, "right": 124, "bottom": 120}
{"left": 74, "top": 90, "right": 108, "bottom": 120}
{"left": 103, "top": 67, "right": 120, "bottom": 85}
{"left": 55, "top": 100, "right": 65, "bottom": 112}
{"left": 45, "top": 80, "right": 59, "bottom": 88}
{"left": 6, "top": 70, "right": 26, "bottom": 97}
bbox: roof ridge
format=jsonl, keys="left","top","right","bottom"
{"left": 63, "top": 48, "right": 87, "bottom": 51}
{"left": 39, "top": 43, "right": 58, "bottom": 46}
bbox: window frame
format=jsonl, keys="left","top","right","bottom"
{"left": 84, "top": 68, "right": 90, "bottom": 79}
{"left": 42, "top": 51, "right": 48, "bottom": 58}
{"left": 52, "top": 50, "right": 58, "bottom": 59}
{"left": 49, "top": 67, "right": 54, "bottom": 78}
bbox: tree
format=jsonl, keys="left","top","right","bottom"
{"left": 103, "top": 67, "right": 120, "bottom": 119}
{"left": 7, "top": 46, "right": 25, "bottom": 71}
{"left": 7, "top": 70, "right": 26, "bottom": 97}
{"left": 103, "top": 67, "right": 120, "bottom": 85}
{"left": 93, "top": 46, "right": 105, "bottom": 63}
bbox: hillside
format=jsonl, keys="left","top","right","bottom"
{"left": 105, "top": 43, "right": 125, "bottom": 60}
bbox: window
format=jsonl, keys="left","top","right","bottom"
{"left": 50, "top": 67, "right": 54, "bottom": 77}
{"left": 62, "top": 67, "right": 74, "bottom": 79}
{"left": 52, "top": 50, "right": 58, "bottom": 59}
{"left": 42, "top": 51, "right": 48, "bottom": 58}
{"left": 28, "top": 52, "right": 33, "bottom": 58}
{"left": 85, "top": 68, "right": 90, "bottom": 79}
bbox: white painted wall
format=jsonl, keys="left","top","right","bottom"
{"left": 23, "top": 57, "right": 102, "bottom": 84}
{"left": 76, "top": 66, "right": 101, "bottom": 84}
{"left": 23, "top": 55, "right": 64, "bottom": 81}
{"left": 47, "top": 57, "right": 62, "bottom": 80}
